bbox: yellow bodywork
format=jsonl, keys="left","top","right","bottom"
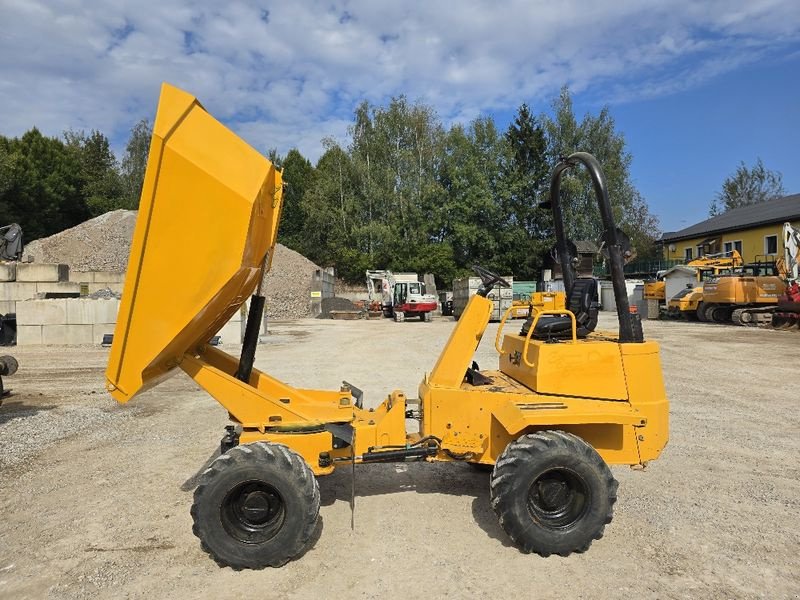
{"left": 702, "top": 275, "right": 785, "bottom": 305}
{"left": 511, "top": 290, "right": 565, "bottom": 318}
{"left": 667, "top": 284, "right": 704, "bottom": 315}
{"left": 426, "top": 295, "right": 667, "bottom": 467}
{"left": 106, "top": 83, "right": 282, "bottom": 403}
{"left": 644, "top": 280, "right": 665, "bottom": 301}
{"left": 107, "top": 83, "right": 668, "bottom": 478}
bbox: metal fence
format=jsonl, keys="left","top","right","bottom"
{"left": 593, "top": 259, "right": 685, "bottom": 278}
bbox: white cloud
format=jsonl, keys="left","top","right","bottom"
{"left": 0, "top": 0, "right": 798, "bottom": 161}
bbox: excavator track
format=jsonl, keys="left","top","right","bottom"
{"left": 731, "top": 307, "right": 776, "bottom": 327}
{"left": 770, "top": 300, "right": 800, "bottom": 330}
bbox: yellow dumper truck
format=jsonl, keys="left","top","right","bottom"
{"left": 106, "top": 84, "right": 669, "bottom": 569}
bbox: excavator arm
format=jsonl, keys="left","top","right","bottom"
{"left": 779, "top": 222, "right": 800, "bottom": 281}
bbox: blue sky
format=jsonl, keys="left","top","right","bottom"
{"left": 1, "top": 0, "right": 798, "bottom": 233}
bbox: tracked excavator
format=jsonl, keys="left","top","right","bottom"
{"left": 106, "top": 84, "right": 669, "bottom": 569}
{"left": 700, "top": 223, "right": 800, "bottom": 327}
{"left": 664, "top": 251, "right": 742, "bottom": 320}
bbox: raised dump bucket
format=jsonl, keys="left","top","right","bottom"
{"left": 106, "top": 83, "right": 282, "bottom": 403}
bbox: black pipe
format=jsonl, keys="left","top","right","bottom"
{"left": 235, "top": 294, "right": 265, "bottom": 383}
{"left": 361, "top": 446, "right": 437, "bottom": 463}
{"left": 548, "top": 161, "right": 578, "bottom": 295}
{"left": 548, "top": 152, "right": 636, "bottom": 342}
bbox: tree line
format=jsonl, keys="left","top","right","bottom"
{"left": 276, "top": 87, "right": 660, "bottom": 285}
{"left": 0, "top": 87, "right": 664, "bottom": 286}
{"left": 0, "top": 120, "right": 152, "bottom": 240}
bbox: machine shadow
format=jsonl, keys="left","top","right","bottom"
{"left": 0, "top": 399, "right": 57, "bottom": 425}
{"left": 179, "top": 448, "right": 220, "bottom": 491}
{"left": 317, "top": 461, "right": 513, "bottom": 548}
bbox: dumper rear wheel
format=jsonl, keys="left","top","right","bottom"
{"left": 191, "top": 441, "right": 319, "bottom": 569}
{"left": 490, "top": 431, "right": 617, "bottom": 557}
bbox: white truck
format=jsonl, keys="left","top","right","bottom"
{"left": 366, "top": 270, "right": 438, "bottom": 322}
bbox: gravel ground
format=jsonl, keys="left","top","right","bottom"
{"left": 0, "top": 314, "right": 798, "bottom": 599}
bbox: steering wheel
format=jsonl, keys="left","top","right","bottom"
{"left": 473, "top": 265, "right": 511, "bottom": 297}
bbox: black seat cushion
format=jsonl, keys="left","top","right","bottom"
{"left": 520, "top": 278, "right": 600, "bottom": 340}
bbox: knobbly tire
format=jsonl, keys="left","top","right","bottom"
{"left": 191, "top": 441, "right": 320, "bottom": 569}
{"left": 490, "top": 430, "right": 617, "bottom": 557}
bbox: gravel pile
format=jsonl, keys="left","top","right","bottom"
{"left": 262, "top": 243, "right": 321, "bottom": 320}
{"left": 24, "top": 210, "right": 322, "bottom": 320}
{"left": 89, "top": 287, "right": 122, "bottom": 299}
{"left": 24, "top": 210, "right": 137, "bottom": 272}
{"left": 317, "top": 296, "right": 358, "bottom": 318}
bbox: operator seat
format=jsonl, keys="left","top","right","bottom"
{"left": 520, "top": 278, "right": 600, "bottom": 340}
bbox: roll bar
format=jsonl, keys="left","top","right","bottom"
{"left": 548, "top": 152, "right": 636, "bottom": 342}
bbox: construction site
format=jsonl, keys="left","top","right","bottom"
{"left": 0, "top": 83, "right": 798, "bottom": 600}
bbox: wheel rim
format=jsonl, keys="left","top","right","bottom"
{"left": 221, "top": 480, "right": 285, "bottom": 544}
{"left": 527, "top": 468, "right": 589, "bottom": 529}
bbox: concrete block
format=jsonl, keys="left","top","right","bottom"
{"left": 647, "top": 299, "right": 660, "bottom": 320}
{"left": 92, "top": 323, "right": 116, "bottom": 343}
{"left": 16, "top": 263, "right": 69, "bottom": 282}
{"left": 69, "top": 271, "right": 91, "bottom": 283}
{"left": 87, "top": 282, "right": 124, "bottom": 294}
{"left": 36, "top": 282, "right": 82, "bottom": 296}
{"left": 0, "top": 301, "right": 15, "bottom": 315}
{"left": 42, "top": 324, "right": 93, "bottom": 345}
{"left": 66, "top": 298, "right": 120, "bottom": 325}
{"left": 0, "top": 282, "right": 37, "bottom": 301}
{"left": 92, "top": 271, "right": 126, "bottom": 284}
{"left": 17, "top": 325, "right": 43, "bottom": 345}
{"left": 216, "top": 320, "right": 243, "bottom": 344}
{"left": 0, "top": 263, "right": 16, "bottom": 282}
{"left": 17, "top": 299, "right": 68, "bottom": 325}
{"left": 69, "top": 271, "right": 94, "bottom": 283}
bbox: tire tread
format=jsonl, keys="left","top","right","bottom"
{"left": 489, "top": 430, "right": 617, "bottom": 557}
{"left": 191, "top": 441, "right": 319, "bottom": 569}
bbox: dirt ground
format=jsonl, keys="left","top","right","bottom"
{"left": 1, "top": 314, "right": 798, "bottom": 599}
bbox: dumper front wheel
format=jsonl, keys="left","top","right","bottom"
{"left": 191, "top": 441, "right": 320, "bottom": 569}
{"left": 490, "top": 431, "right": 617, "bottom": 557}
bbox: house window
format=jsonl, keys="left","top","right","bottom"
{"left": 684, "top": 247, "right": 693, "bottom": 261}
{"left": 723, "top": 240, "right": 743, "bottom": 255}
{"left": 765, "top": 235, "right": 778, "bottom": 255}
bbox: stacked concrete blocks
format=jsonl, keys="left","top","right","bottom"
{"left": 16, "top": 263, "right": 69, "bottom": 283}
{"left": 68, "top": 270, "right": 126, "bottom": 294}
{"left": 17, "top": 298, "right": 121, "bottom": 345}
{"left": 0, "top": 262, "right": 75, "bottom": 315}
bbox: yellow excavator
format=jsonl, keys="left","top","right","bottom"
{"left": 511, "top": 290, "right": 566, "bottom": 319}
{"left": 665, "top": 251, "right": 742, "bottom": 320}
{"left": 700, "top": 260, "right": 784, "bottom": 324}
{"left": 106, "top": 84, "right": 669, "bottom": 569}
{"left": 701, "top": 224, "right": 800, "bottom": 326}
